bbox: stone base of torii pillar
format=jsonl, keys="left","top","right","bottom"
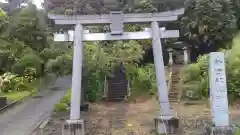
{"left": 62, "top": 120, "right": 85, "bottom": 135}
{"left": 204, "top": 122, "right": 238, "bottom": 135}
{"left": 154, "top": 116, "right": 179, "bottom": 134}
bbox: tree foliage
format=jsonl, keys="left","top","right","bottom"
{"left": 1, "top": 0, "right": 239, "bottom": 103}
{"left": 179, "top": 0, "right": 237, "bottom": 62}
{"left": 6, "top": 3, "right": 48, "bottom": 52}
{"left": 232, "top": 0, "right": 240, "bottom": 29}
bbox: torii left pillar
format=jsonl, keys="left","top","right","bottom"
{"left": 63, "top": 24, "right": 85, "bottom": 135}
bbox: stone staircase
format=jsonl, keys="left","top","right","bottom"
{"left": 108, "top": 103, "right": 128, "bottom": 131}
{"left": 107, "top": 79, "right": 128, "bottom": 102}
{"left": 168, "top": 65, "right": 183, "bottom": 103}
{"left": 106, "top": 63, "right": 129, "bottom": 102}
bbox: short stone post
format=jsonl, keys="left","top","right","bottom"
{"left": 167, "top": 48, "right": 174, "bottom": 66}
{"left": 103, "top": 76, "right": 108, "bottom": 99}
{"left": 183, "top": 46, "right": 188, "bottom": 65}
{"left": 0, "top": 97, "right": 7, "bottom": 108}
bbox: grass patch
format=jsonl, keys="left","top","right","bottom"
{"left": 0, "top": 91, "right": 33, "bottom": 101}
{"left": 54, "top": 89, "right": 71, "bottom": 112}
{"left": 54, "top": 103, "right": 68, "bottom": 112}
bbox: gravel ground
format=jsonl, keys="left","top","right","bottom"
{"left": 43, "top": 97, "right": 240, "bottom": 135}
{"left": 0, "top": 76, "right": 72, "bottom": 135}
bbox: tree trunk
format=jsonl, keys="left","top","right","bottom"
{"left": 237, "top": 18, "right": 240, "bottom": 30}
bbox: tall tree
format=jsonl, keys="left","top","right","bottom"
{"left": 232, "top": 0, "right": 240, "bottom": 29}
{"left": 180, "top": 0, "right": 237, "bottom": 61}
{"left": 6, "top": 3, "right": 48, "bottom": 52}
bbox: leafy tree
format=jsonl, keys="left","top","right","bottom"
{"left": 0, "top": 39, "right": 27, "bottom": 73}
{"left": 49, "top": 0, "right": 107, "bottom": 15}
{"left": 12, "top": 52, "right": 42, "bottom": 76}
{"left": 232, "top": 0, "right": 240, "bottom": 29}
{"left": 180, "top": 0, "right": 237, "bottom": 62}
{"left": 122, "top": 0, "right": 157, "bottom": 13}
{"left": 6, "top": 3, "right": 48, "bottom": 52}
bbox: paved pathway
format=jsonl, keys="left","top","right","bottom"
{"left": 0, "top": 76, "right": 72, "bottom": 135}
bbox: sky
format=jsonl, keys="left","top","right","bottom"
{"left": 32, "top": 0, "right": 43, "bottom": 9}
{"left": 0, "top": 0, "right": 43, "bottom": 9}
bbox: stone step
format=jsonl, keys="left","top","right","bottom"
{"left": 108, "top": 86, "right": 128, "bottom": 89}
{"left": 171, "top": 81, "right": 179, "bottom": 84}
{"left": 169, "top": 97, "right": 179, "bottom": 100}
{"left": 169, "top": 98, "right": 178, "bottom": 100}
{"left": 108, "top": 87, "right": 127, "bottom": 90}
{"left": 171, "top": 82, "right": 178, "bottom": 84}
{"left": 108, "top": 92, "right": 126, "bottom": 95}
{"left": 169, "top": 88, "right": 178, "bottom": 90}
{"left": 109, "top": 90, "right": 126, "bottom": 93}
{"left": 108, "top": 94, "right": 127, "bottom": 97}
{"left": 169, "top": 91, "right": 178, "bottom": 93}
{"left": 169, "top": 97, "right": 178, "bottom": 100}
{"left": 107, "top": 98, "right": 125, "bottom": 102}
{"left": 108, "top": 83, "right": 128, "bottom": 86}
{"left": 111, "top": 119, "right": 125, "bottom": 123}
{"left": 169, "top": 98, "right": 179, "bottom": 100}
{"left": 108, "top": 80, "right": 128, "bottom": 83}
{"left": 108, "top": 90, "right": 127, "bottom": 94}
{"left": 110, "top": 118, "right": 126, "bottom": 122}
{"left": 169, "top": 100, "right": 180, "bottom": 103}
{"left": 110, "top": 116, "right": 126, "bottom": 129}
{"left": 169, "top": 93, "right": 178, "bottom": 95}
{"left": 169, "top": 95, "right": 178, "bottom": 98}
{"left": 171, "top": 76, "right": 179, "bottom": 78}
{"left": 108, "top": 88, "right": 128, "bottom": 91}
{"left": 108, "top": 86, "right": 128, "bottom": 90}
{"left": 170, "top": 85, "right": 178, "bottom": 88}
{"left": 171, "top": 79, "right": 179, "bottom": 82}
{"left": 108, "top": 95, "right": 126, "bottom": 99}
{"left": 108, "top": 87, "right": 128, "bottom": 90}
{"left": 108, "top": 82, "right": 128, "bottom": 86}
{"left": 169, "top": 91, "right": 178, "bottom": 94}
{"left": 170, "top": 86, "right": 178, "bottom": 88}
{"left": 169, "top": 92, "right": 178, "bottom": 95}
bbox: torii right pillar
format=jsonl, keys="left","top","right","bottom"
{"left": 152, "top": 21, "right": 179, "bottom": 134}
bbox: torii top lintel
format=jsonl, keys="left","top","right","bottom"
{"left": 48, "top": 8, "right": 185, "bottom": 25}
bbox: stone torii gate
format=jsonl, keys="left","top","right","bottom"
{"left": 48, "top": 8, "right": 184, "bottom": 135}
